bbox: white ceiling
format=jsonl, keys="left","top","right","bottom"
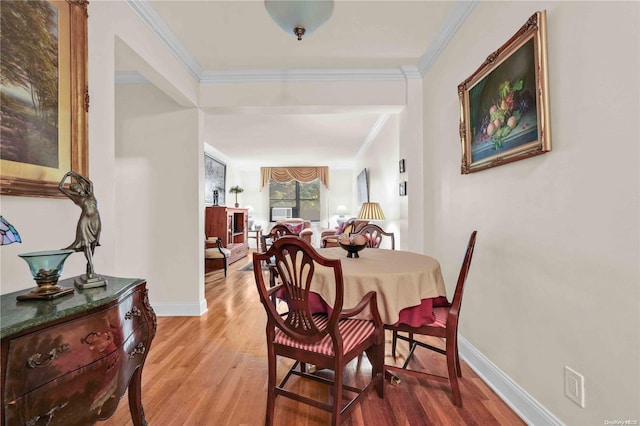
{"left": 117, "top": 1, "right": 474, "bottom": 167}
{"left": 149, "top": 0, "right": 454, "bottom": 71}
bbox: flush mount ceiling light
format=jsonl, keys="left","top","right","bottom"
{"left": 264, "top": 0, "right": 334, "bottom": 41}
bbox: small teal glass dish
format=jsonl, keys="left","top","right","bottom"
{"left": 17, "top": 249, "right": 75, "bottom": 301}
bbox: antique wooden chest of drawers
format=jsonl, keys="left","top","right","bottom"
{"left": 0, "top": 276, "right": 156, "bottom": 426}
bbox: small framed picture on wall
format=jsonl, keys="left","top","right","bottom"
{"left": 399, "top": 181, "right": 407, "bottom": 196}
{"left": 205, "top": 153, "right": 226, "bottom": 205}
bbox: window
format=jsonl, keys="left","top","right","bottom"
{"left": 269, "top": 179, "right": 320, "bottom": 222}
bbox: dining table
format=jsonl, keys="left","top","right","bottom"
{"left": 310, "top": 247, "right": 449, "bottom": 327}
{"left": 270, "top": 245, "right": 449, "bottom": 384}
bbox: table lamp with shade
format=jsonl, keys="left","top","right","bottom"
{"left": 246, "top": 205, "right": 255, "bottom": 230}
{"left": 0, "top": 215, "right": 21, "bottom": 245}
{"left": 335, "top": 205, "right": 349, "bottom": 225}
{"left": 357, "top": 202, "right": 385, "bottom": 221}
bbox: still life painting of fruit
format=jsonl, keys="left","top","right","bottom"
{"left": 469, "top": 38, "right": 538, "bottom": 163}
{"left": 459, "top": 10, "right": 550, "bottom": 174}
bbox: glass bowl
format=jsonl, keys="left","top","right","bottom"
{"left": 18, "top": 249, "right": 75, "bottom": 299}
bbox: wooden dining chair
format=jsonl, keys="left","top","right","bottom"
{"left": 253, "top": 237, "right": 385, "bottom": 426}
{"left": 260, "top": 224, "right": 299, "bottom": 305}
{"left": 260, "top": 224, "right": 296, "bottom": 252}
{"left": 205, "top": 236, "right": 230, "bottom": 276}
{"left": 386, "top": 230, "right": 477, "bottom": 406}
{"left": 350, "top": 223, "right": 395, "bottom": 250}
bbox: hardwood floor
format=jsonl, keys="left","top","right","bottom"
{"left": 103, "top": 256, "right": 524, "bottom": 425}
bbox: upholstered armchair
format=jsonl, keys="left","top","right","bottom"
{"left": 274, "top": 218, "right": 313, "bottom": 245}
{"left": 205, "top": 236, "right": 230, "bottom": 276}
{"left": 320, "top": 217, "right": 368, "bottom": 248}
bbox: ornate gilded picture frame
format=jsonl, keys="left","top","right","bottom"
{"left": 459, "top": 10, "right": 551, "bottom": 174}
{"left": 0, "top": 0, "right": 88, "bottom": 197}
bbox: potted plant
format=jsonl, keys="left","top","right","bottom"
{"left": 229, "top": 185, "right": 244, "bottom": 207}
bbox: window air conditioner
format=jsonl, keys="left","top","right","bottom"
{"left": 272, "top": 207, "right": 292, "bottom": 221}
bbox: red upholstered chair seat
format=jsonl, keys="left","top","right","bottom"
{"left": 274, "top": 314, "right": 376, "bottom": 356}
{"left": 430, "top": 307, "right": 449, "bottom": 328}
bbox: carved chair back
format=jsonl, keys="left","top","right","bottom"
{"left": 351, "top": 224, "right": 396, "bottom": 250}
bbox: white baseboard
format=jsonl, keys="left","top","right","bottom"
{"left": 459, "top": 335, "right": 564, "bottom": 426}
{"left": 152, "top": 299, "right": 208, "bottom": 317}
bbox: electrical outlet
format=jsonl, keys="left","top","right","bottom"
{"left": 565, "top": 366, "right": 585, "bottom": 407}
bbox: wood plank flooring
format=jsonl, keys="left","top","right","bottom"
{"left": 103, "top": 255, "right": 524, "bottom": 425}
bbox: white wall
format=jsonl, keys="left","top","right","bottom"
{"left": 356, "top": 114, "right": 402, "bottom": 250}
{"left": 399, "top": 78, "right": 424, "bottom": 253}
{"left": 0, "top": 2, "right": 206, "bottom": 312}
{"left": 115, "top": 83, "right": 204, "bottom": 315}
{"left": 0, "top": 196, "right": 86, "bottom": 293}
{"left": 199, "top": 80, "right": 406, "bottom": 109}
{"left": 92, "top": 2, "right": 204, "bottom": 316}
{"left": 325, "top": 168, "right": 355, "bottom": 230}
{"left": 423, "top": 2, "right": 639, "bottom": 424}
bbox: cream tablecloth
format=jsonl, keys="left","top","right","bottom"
{"left": 312, "top": 247, "right": 447, "bottom": 325}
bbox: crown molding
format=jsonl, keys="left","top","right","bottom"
{"left": 126, "top": 0, "right": 476, "bottom": 84}
{"left": 126, "top": 0, "right": 202, "bottom": 79}
{"left": 200, "top": 68, "right": 409, "bottom": 84}
{"left": 417, "top": 0, "right": 478, "bottom": 75}
{"left": 355, "top": 113, "right": 391, "bottom": 161}
{"left": 400, "top": 66, "right": 423, "bottom": 80}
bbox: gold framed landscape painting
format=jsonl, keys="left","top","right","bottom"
{"left": 0, "top": 0, "right": 88, "bottom": 197}
{"left": 458, "top": 11, "right": 551, "bottom": 174}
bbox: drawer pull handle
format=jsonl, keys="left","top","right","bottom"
{"left": 125, "top": 305, "right": 142, "bottom": 319}
{"left": 26, "top": 401, "right": 68, "bottom": 426}
{"left": 27, "top": 344, "right": 70, "bottom": 368}
{"left": 129, "top": 342, "right": 146, "bottom": 359}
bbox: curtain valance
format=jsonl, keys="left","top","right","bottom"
{"left": 260, "top": 167, "right": 329, "bottom": 190}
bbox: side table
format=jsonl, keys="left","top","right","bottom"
{"left": 248, "top": 229, "right": 263, "bottom": 251}
{"left": 0, "top": 276, "right": 156, "bottom": 426}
